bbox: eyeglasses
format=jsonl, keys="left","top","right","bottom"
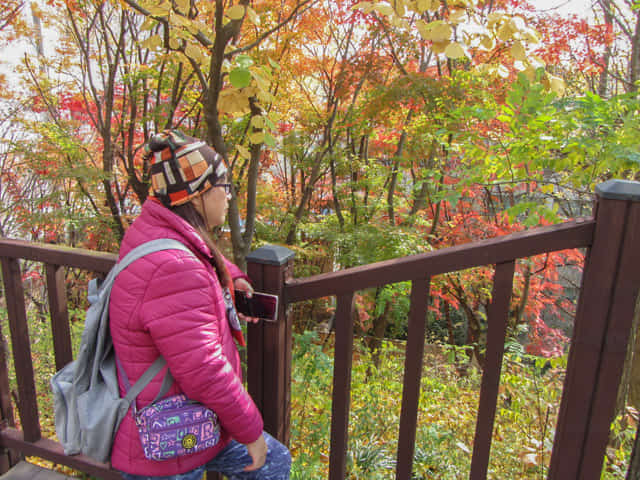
{"left": 213, "top": 183, "right": 232, "bottom": 194}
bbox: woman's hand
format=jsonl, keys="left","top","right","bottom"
{"left": 234, "top": 278, "right": 260, "bottom": 324}
{"left": 234, "top": 278, "right": 253, "bottom": 297}
{"left": 244, "top": 434, "right": 268, "bottom": 471}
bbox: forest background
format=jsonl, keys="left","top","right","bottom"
{"left": 0, "top": 0, "right": 639, "bottom": 477}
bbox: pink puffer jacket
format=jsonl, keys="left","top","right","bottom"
{"left": 109, "top": 198, "right": 263, "bottom": 476}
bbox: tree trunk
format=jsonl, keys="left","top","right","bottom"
{"left": 630, "top": 11, "right": 640, "bottom": 93}
{"left": 628, "top": 420, "right": 640, "bottom": 479}
{"left": 623, "top": 294, "right": 640, "bottom": 410}
{"left": 597, "top": 0, "right": 614, "bottom": 96}
{"left": 285, "top": 151, "right": 325, "bottom": 244}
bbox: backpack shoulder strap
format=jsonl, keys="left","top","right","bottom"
{"left": 111, "top": 238, "right": 196, "bottom": 407}
{"left": 113, "top": 238, "right": 193, "bottom": 279}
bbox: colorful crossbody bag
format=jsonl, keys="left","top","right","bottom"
{"left": 119, "top": 357, "right": 221, "bottom": 461}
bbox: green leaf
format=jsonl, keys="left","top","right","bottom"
{"left": 264, "top": 132, "right": 276, "bottom": 148}
{"left": 229, "top": 68, "right": 251, "bottom": 88}
{"left": 236, "top": 54, "right": 254, "bottom": 69}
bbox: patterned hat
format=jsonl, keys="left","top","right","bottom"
{"left": 145, "top": 130, "right": 227, "bottom": 207}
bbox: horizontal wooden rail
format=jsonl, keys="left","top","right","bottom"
{"left": 285, "top": 219, "right": 594, "bottom": 302}
{"left": 0, "top": 428, "right": 121, "bottom": 480}
{"left": 0, "top": 238, "right": 116, "bottom": 273}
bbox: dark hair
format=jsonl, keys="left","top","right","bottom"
{"left": 170, "top": 202, "right": 231, "bottom": 288}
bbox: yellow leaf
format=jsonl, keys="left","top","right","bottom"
{"left": 548, "top": 74, "right": 565, "bottom": 96}
{"left": 236, "top": 145, "right": 251, "bottom": 159}
{"left": 141, "top": 34, "right": 163, "bottom": 50}
{"left": 480, "top": 34, "right": 495, "bottom": 50}
{"left": 218, "top": 90, "right": 251, "bottom": 115}
{"left": 249, "top": 131, "right": 265, "bottom": 144}
{"left": 353, "top": 1, "right": 375, "bottom": 13}
{"left": 169, "top": 37, "right": 180, "bottom": 49}
{"left": 448, "top": 8, "right": 465, "bottom": 24}
{"left": 510, "top": 40, "right": 526, "bottom": 62}
{"left": 175, "top": 0, "right": 189, "bottom": 13}
{"left": 522, "top": 27, "right": 540, "bottom": 44}
{"left": 141, "top": 0, "right": 171, "bottom": 16}
{"left": 140, "top": 17, "right": 156, "bottom": 31}
{"left": 353, "top": 1, "right": 372, "bottom": 9}
{"left": 227, "top": 5, "right": 245, "bottom": 20}
{"left": 444, "top": 42, "right": 466, "bottom": 59}
{"left": 185, "top": 43, "right": 207, "bottom": 64}
{"left": 416, "top": 19, "right": 429, "bottom": 38}
{"left": 170, "top": 13, "right": 190, "bottom": 28}
{"left": 247, "top": 7, "right": 260, "bottom": 25}
{"left": 415, "top": 0, "right": 431, "bottom": 12}
{"left": 393, "top": 0, "right": 406, "bottom": 16}
{"left": 373, "top": 3, "right": 394, "bottom": 16}
{"left": 522, "top": 65, "right": 537, "bottom": 82}
{"left": 429, "top": 22, "right": 452, "bottom": 42}
{"left": 431, "top": 41, "right": 448, "bottom": 54}
{"left": 497, "top": 23, "right": 515, "bottom": 42}
{"left": 390, "top": 15, "right": 409, "bottom": 28}
{"left": 250, "top": 115, "right": 265, "bottom": 129}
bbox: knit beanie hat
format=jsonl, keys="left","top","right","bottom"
{"left": 145, "top": 129, "right": 227, "bottom": 207}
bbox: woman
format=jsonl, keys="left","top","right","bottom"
{"left": 109, "top": 130, "right": 291, "bottom": 480}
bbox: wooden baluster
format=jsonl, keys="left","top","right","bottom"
{"left": 469, "top": 261, "right": 515, "bottom": 479}
{"left": 0, "top": 258, "right": 40, "bottom": 443}
{"left": 45, "top": 264, "right": 73, "bottom": 370}
{"left": 0, "top": 291, "right": 18, "bottom": 472}
{"left": 328, "top": 292, "right": 355, "bottom": 480}
{"left": 396, "top": 276, "right": 430, "bottom": 480}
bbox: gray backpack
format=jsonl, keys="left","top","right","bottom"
{"left": 50, "top": 238, "right": 191, "bottom": 463}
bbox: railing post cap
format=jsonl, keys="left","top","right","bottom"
{"left": 246, "top": 244, "right": 295, "bottom": 266}
{"left": 595, "top": 179, "right": 640, "bottom": 201}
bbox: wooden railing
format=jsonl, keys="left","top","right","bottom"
{"left": 0, "top": 179, "right": 639, "bottom": 479}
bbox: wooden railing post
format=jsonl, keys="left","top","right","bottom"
{"left": 549, "top": 179, "right": 640, "bottom": 479}
{"left": 1, "top": 257, "right": 41, "bottom": 444}
{"left": 245, "top": 245, "right": 295, "bottom": 445}
{"left": 0, "top": 314, "right": 17, "bottom": 473}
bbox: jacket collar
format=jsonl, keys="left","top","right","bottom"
{"left": 136, "top": 198, "right": 213, "bottom": 260}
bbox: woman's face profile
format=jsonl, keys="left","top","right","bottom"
{"left": 194, "top": 179, "right": 229, "bottom": 228}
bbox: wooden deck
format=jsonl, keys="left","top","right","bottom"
{"left": 0, "top": 462, "right": 73, "bottom": 480}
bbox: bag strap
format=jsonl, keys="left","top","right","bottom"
{"left": 119, "top": 357, "right": 174, "bottom": 415}
{"left": 111, "top": 238, "right": 195, "bottom": 411}
{"left": 113, "top": 238, "right": 192, "bottom": 278}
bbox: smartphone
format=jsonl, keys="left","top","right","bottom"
{"left": 235, "top": 291, "right": 279, "bottom": 322}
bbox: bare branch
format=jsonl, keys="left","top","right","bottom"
{"left": 227, "top": 0, "right": 317, "bottom": 57}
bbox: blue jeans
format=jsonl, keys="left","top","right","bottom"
{"left": 120, "top": 432, "right": 291, "bottom": 480}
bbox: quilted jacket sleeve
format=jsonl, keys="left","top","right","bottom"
{"left": 224, "top": 255, "right": 249, "bottom": 283}
{"left": 140, "top": 253, "right": 263, "bottom": 444}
